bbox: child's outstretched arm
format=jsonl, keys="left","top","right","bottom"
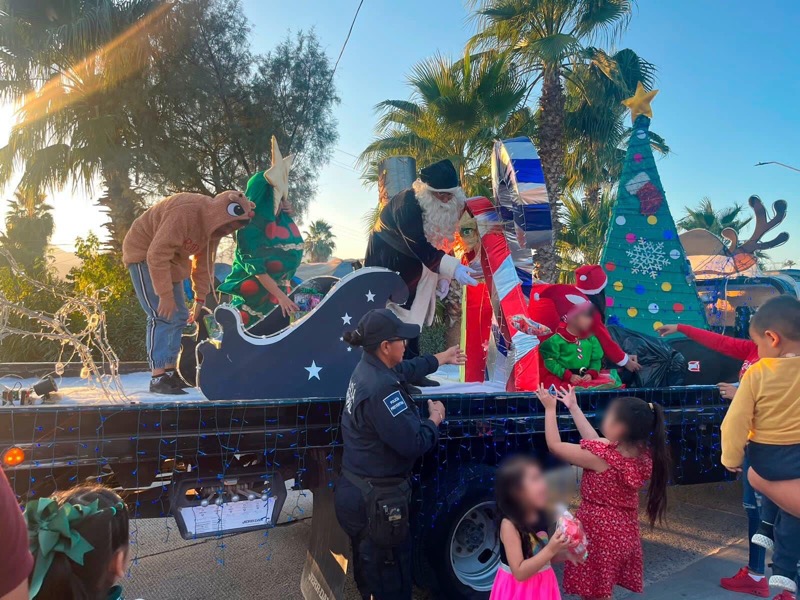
{"left": 500, "top": 520, "right": 570, "bottom": 581}
{"left": 555, "top": 386, "right": 600, "bottom": 440}
{"left": 535, "top": 385, "right": 609, "bottom": 472}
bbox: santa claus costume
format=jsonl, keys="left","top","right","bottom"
{"left": 364, "top": 159, "right": 478, "bottom": 365}
{"left": 536, "top": 285, "right": 622, "bottom": 390}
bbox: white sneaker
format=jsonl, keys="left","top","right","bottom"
{"left": 769, "top": 575, "right": 798, "bottom": 593}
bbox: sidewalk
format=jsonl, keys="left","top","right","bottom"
{"left": 643, "top": 538, "right": 760, "bottom": 599}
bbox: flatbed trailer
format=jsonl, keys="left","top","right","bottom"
{"left": 1, "top": 385, "right": 728, "bottom": 599}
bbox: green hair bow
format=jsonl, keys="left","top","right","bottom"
{"left": 24, "top": 497, "right": 99, "bottom": 599}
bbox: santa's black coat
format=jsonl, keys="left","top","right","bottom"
{"left": 365, "top": 188, "right": 448, "bottom": 304}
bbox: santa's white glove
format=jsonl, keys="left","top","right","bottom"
{"left": 454, "top": 264, "right": 478, "bottom": 286}
{"left": 436, "top": 279, "right": 450, "bottom": 299}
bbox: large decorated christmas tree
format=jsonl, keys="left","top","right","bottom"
{"left": 599, "top": 83, "right": 706, "bottom": 336}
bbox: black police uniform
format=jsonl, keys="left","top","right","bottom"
{"left": 335, "top": 351, "right": 440, "bottom": 600}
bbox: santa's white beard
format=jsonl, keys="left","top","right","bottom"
{"left": 413, "top": 179, "right": 466, "bottom": 251}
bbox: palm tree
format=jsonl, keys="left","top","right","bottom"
{"left": 556, "top": 191, "right": 613, "bottom": 282}
{"left": 677, "top": 198, "right": 753, "bottom": 237}
{"left": 359, "top": 51, "right": 532, "bottom": 196}
{"left": 469, "top": 0, "right": 635, "bottom": 281}
{"left": 0, "top": 189, "right": 54, "bottom": 273}
{"left": 563, "top": 48, "right": 667, "bottom": 204}
{"left": 303, "top": 220, "right": 336, "bottom": 263}
{"left": 0, "top": 0, "right": 169, "bottom": 250}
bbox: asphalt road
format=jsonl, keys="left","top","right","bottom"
{"left": 123, "top": 481, "right": 753, "bottom": 599}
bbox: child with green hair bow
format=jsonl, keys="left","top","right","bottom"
{"left": 24, "top": 485, "right": 131, "bottom": 600}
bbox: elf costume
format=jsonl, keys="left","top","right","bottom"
{"left": 218, "top": 171, "right": 304, "bottom": 327}
{"left": 537, "top": 285, "right": 622, "bottom": 390}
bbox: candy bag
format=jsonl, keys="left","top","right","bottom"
{"left": 555, "top": 504, "right": 588, "bottom": 562}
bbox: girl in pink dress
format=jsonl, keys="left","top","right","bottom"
{"left": 535, "top": 385, "right": 671, "bottom": 600}
{"left": 490, "top": 455, "right": 571, "bottom": 600}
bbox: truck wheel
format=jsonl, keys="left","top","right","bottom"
{"left": 445, "top": 496, "right": 500, "bottom": 596}
{"left": 414, "top": 468, "right": 497, "bottom": 600}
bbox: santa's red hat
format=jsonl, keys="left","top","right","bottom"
{"left": 537, "top": 284, "right": 592, "bottom": 322}
{"left": 574, "top": 264, "right": 608, "bottom": 296}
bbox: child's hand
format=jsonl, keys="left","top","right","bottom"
{"left": 535, "top": 384, "right": 557, "bottom": 410}
{"left": 581, "top": 374, "right": 591, "bottom": 382}
{"left": 718, "top": 382, "right": 737, "bottom": 401}
{"left": 556, "top": 386, "right": 577, "bottom": 410}
{"left": 545, "top": 530, "right": 571, "bottom": 556}
{"left": 657, "top": 324, "right": 679, "bottom": 337}
{"left": 569, "top": 374, "right": 583, "bottom": 384}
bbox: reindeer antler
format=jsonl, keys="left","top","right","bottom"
{"left": 732, "top": 195, "right": 789, "bottom": 255}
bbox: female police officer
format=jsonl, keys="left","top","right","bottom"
{"left": 335, "top": 308, "right": 465, "bottom": 600}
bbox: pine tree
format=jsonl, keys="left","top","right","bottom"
{"left": 599, "top": 84, "right": 706, "bottom": 336}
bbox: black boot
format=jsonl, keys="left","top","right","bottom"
{"left": 150, "top": 373, "right": 188, "bottom": 395}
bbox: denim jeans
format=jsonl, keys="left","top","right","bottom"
{"left": 742, "top": 455, "right": 767, "bottom": 574}
{"left": 129, "top": 262, "right": 189, "bottom": 370}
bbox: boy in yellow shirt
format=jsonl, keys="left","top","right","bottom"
{"left": 722, "top": 295, "right": 800, "bottom": 597}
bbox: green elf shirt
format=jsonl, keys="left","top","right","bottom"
{"left": 539, "top": 325, "right": 622, "bottom": 388}
{"left": 218, "top": 172, "right": 304, "bottom": 327}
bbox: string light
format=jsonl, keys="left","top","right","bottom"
{"left": 0, "top": 247, "right": 126, "bottom": 403}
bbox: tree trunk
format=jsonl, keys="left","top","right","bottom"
{"left": 98, "top": 166, "right": 144, "bottom": 252}
{"left": 535, "top": 68, "right": 566, "bottom": 283}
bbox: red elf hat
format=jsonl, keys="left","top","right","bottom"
{"left": 574, "top": 264, "right": 608, "bottom": 296}
{"left": 538, "top": 284, "right": 592, "bottom": 322}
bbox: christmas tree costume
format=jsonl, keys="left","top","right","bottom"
{"left": 218, "top": 141, "right": 304, "bottom": 327}
{"left": 599, "top": 83, "right": 705, "bottom": 336}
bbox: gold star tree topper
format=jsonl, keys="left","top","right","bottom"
{"left": 264, "top": 136, "right": 294, "bottom": 215}
{"left": 622, "top": 82, "right": 659, "bottom": 123}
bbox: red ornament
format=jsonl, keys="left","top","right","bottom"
{"left": 266, "top": 260, "right": 284, "bottom": 273}
{"left": 673, "top": 303, "right": 684, "bottom": 314}
{"left": 637, "top": 182, "right": 663, "bottom": 216}
{"left": 239, "top": 279, "right": 259, "bottom": 297}
{"left": 634, "top": 153, "right": 643, "bottom": 163}
{"left": 239, "top": 310, "right": 250, "bottom": 326}
{"left": 605, "top": 261, "right": 616, "bottom": 272}
{"left": 288, "top": 222, "right": 301, "bottom": 238}
{"left": 264, "top": 222, "right": 278, "bottom": 238}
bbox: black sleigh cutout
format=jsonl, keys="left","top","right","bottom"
{"left": 197, "top": 267, "right": 408, "bottom": 400}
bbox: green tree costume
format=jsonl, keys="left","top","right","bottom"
{"left": 218, "top": 172, "right": 304, "bottom": 327}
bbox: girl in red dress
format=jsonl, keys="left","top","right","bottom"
{"left": 535, "top": 385, "right": 671, "bottom": 600}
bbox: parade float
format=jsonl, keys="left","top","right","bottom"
{"left": 0, "top": 85, "right": 789, "bottom": 600}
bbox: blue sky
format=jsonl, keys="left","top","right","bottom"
{"left": 242, "top": 0, "right": 800, "bottom": 263}
{"left": 3, "top": 1, "right": 798, "bottom": 265}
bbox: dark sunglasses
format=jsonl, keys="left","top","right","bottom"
{"left": 386, "top": 337, "right": 408, "bottom": 346}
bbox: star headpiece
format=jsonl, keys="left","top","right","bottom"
{"left": 622, "top": 82, "right": 659, "bottom": 123}
{"left": 264, "top": 136, "right": 294, "bottom": 216}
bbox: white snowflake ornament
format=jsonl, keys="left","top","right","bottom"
{"left": 626, "top": 238, "right": 671, "bottom": 279}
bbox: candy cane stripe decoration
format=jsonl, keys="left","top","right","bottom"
{"left": 467, "top": 197, "right": 546, "bottom": 391}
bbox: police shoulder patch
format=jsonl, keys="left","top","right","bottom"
{"left": 382, "top": 390, "right": 408, "bottom": 417}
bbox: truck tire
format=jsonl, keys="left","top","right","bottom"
{"left": 413, "top": 465, "right": 497, "bottom": 599}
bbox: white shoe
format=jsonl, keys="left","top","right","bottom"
{"left": 752, "top": 532, "right": 775, "bottom": 552}
{"left": 769, "top": 575, "right": 798, "bottom": 593}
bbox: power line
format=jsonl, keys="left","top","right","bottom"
{"left": 331, "top": 0, "right": 365, "bottom": 77}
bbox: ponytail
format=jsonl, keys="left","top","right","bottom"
{"left": 26, "top": 485, "right": 129, "bottom": 600}
{"left": 646, "top": 402, "right": 670, "bottom": 527}
{"left": 610, "top": 397, "right": 671, "bottom": 527}
{"left": 342, "top": 329, "right": 364, "bottom": 347}
{"left": 343, "top": 327, "right": 380, "bottom": 354}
